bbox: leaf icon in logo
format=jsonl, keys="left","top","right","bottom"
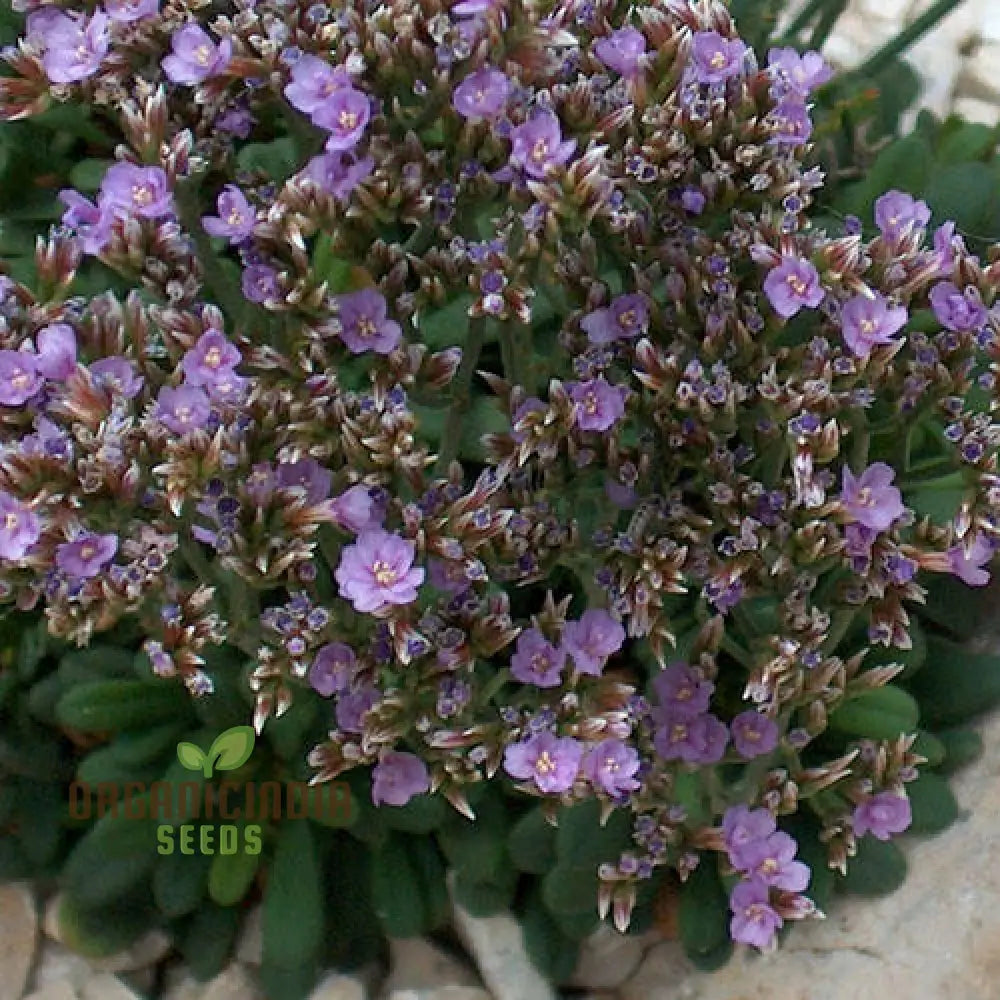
{"left": 177, "top": 741, "right": 207, "bottom": 772}
{"left": 176, "top": 726, "right": 255, "bottom": 779}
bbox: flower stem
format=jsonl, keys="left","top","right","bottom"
{"left": 435, "top": 316, "right": 487, "bottom": 474}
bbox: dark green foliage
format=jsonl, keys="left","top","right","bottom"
{"left": 905, "top": 772, "right": 961, "bottom": 833}
{"left": 827, "top": 684, "right": 920, "bottom": 739}
{"left": 840, "top": 837, "right": 908, "bottom": 897}
{"left": 679, "top": 857, "right": 733, "bottom": 970}
{"left": 907, "top": 636, "right": 1000, "bottom": 725}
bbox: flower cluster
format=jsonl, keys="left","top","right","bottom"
{"left": 0, "top": 0, "right": 994, "bottom": 956}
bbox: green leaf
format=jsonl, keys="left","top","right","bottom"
{"left": 452, "top": 868, "right": 517, "bottom": 917}
{"left": 176, "top": 742, "right": 206, "bottom": 772}
{"left": 236, "top": 138, "right": 299, "bottom": 183}
{"left": 508, "top": 806, "right": 558, "bottom": 874}
{"left": 263, "top": 820, "right": 324, "bottom": 969}
{"left": 838, "top": 133, "right": 931, "bottom": 219}
{"left": 176, "top": 902, "right": 240, "bottom": 981}
{"left": 521, "top": 889, "right": 580, "bottom": 983}
{"left": 863, "top": 620, "right": 927, "bottom": 679}
{"left": 417, "top": 294, "right": 474, "bottom": 350}
{"left": 907, "top": 636, "right": 1000, "bottom": 725}
{"left": 679, "top": 856, "right": 731, "bottom": 968}
{"left": 208, "top": 823, "right": 262, "bottom": 906}
{"left": 910, "top": 730, "right": 946, "bottom": 768}
{"left": 56, "top": 679, "right": 194, "bottom": 732}
{"left": 934, "top": 726, "right": 984, "bottom": 773}
{"left": 370, "top": 832, "right": 428, "bottom": 937}
{"left": 68, "top": 158, "right": 112, "bottom": 192}
{"left": 153, "top": 846, "right": 211, "bottom": 919}
{"left": 207, "top": 725, "right": 255, "bottom": 775}
{"left": 542, "top": 862, "right": 600, "bottom": 916}
{"left": 840, "top": 836, "right": 907, "bottom": 897}
{"left": 924, "top": 161, "right": 1000, "bottom": 237}
{"left": 380, "top": 791, "right": 447, "bottom": 834}
{"left": 63, "top": 810, "right": 158, "bottom": 909}
{"left": 555, "top": 799, "right": 633, "bottom": 870}
{"left": 52, "top": 894, "right": 157, "bottom": 959}
{"left": 905, "top": 772, "right": 960, "bottom": 833}
{"left": 828, "top": 684, "right": 919, "bottom": 739}
{"left": 935, "top": 120, "right": 998, "bottom": 163}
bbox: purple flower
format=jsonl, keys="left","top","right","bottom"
{"left": 722, "top": 805, "right": 777, "bottom": 870}
{"left": 730, "top": 711, "right": 779, "bottom": 759}
{"left": 284, "top": 55, "right": 350, "bottom": 114}
{"left": 768, "top": 100, "right": 812, "bottom": 147}
{"left": 58, "top": 190, "right": 113, "bottom": 255}
{"left": 948, "top": 532, "right": 994, "bottom": 587}
{"left": 852, "top": 790, "right": 912, "bottom": 841}
{"left": 452, "top": 67, "right": 510, "bottom": 120}
{"left": 690, "top": 31, "right": 746, "bottom": 85}
{"left": 428, "top": 558, "right": 469, "bottom": 594}
{"left": 216, "top": 107, "right": 254, "bottom": 138}
{"left": 335, "top": 529, "right": 425, "bottom": 613}
{"left": 39, "top": 9, "right": 109, "bottom": 84}
{"left": 335, "top": 288, "right": 402, "bottom": 355}
{"left": 767, "top": 48, "right": 831, "bottom": 97}
{"left": 681, "top": 187, "right": 706, "bottom": 214}
{"left": 562, "top": 608, "right": 625, "bottom": 676}
{"left": 100, "top": 163, "right": 173, "bottom": 219}
{"left": 106, "top": 0, "right": 159, "bottom": 22}
{"left": 154, "top": 385, "right": 212, "bottom": 435}
{"left": 840, "top": 292, "right": 908, "bottom": 359}
{"left": 162, "top": 24, "right": 232, "bottom": 85}
{"left": 509, "top": 111, "right": 577, "bottom": 179}
{"left": 510, "top": 628, "right": 565, "bottom": 687}
{"left": 276, "top": 458, "right": 332, "bottom": 504}
{"left": 580, "top": 293, "right": 650, "bottom": 344}
{"left": 652, "top": 662, "right": 713, "bottom": 717}
{"left": 35, "top": 324, "right": 77, "bottom": 380}
{"left": 729, "top": 879, "right": 783, "bottom": 950}
{"left": 181, "top": 330, "right": 241, "bottom": 388}
{"left": 301, "top": 151, "right": 374, "bottom": 202}
{"left": 201, "top": 186, "right": 255, "bottom": 244}
{"left": 56, "top": 532, "right": 118, "bottom": 579}
{"left": 594, "top": 27, "right": 647, "bottom": 77}
{"left": 0, "top": 492, "right": 40, "bottom": 561}
{"left": 0, "top": 351, "right": 43, "bottom": 406}
{"left": 653, "top": 710, "right": 728, "bottom": 764}
{"left": 308, "top": 642, "right": 357, "bottom": 697}
{"left": 242, "top": 265, "right": 280, "bottom": 304}
{"left": 205, "top": 371, "right": 247, "bottom": 405}
{"left": 372, "top": 751, "right": 430, "bottom": 807}
{"left": 313, "top": 87, "right": 371, "bottom": 151}
{"left": 503, "top": 732, "right": 583, "bottom": 794}
{"left": 335, "top": 684, "right": 380, "bottom": 732}
{"left": 328, "top": 484, "right": 386, "bottom": 533}
{"left": 841, "top": 462, "right": 905, "bottom": 532}
{"left": 569, "top": 377, "right": 628, "bottom": 432}
{"left": 582, "top": 738, "right": 641, "bottom": 797}
{"left": 929, "top": 281, "right": 988, "bottom": 332}
{"left": 741, "top": 832, "right": 810, "bottom": 891}
{"left": 874, "top": 190, "right": 931, "bottom": 240}
{"left": 763, "top": 256, "right": 824, "bottom": 319}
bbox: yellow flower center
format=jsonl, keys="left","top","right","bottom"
{"left": 535, "top": 751, "right": 555, "bottom": 774}
{"left": 204, "top": 346, "right": 222, "bottom": 368}
{"left": 132, "top": 184, "right": 152, "bottom": 206}
{"left": 10, "top": 370, "right": 30, "bottom": 390}
{"left": 4, "top": 512, "right": 19, "bottom": 530}
{"left": 373, "top": 559, "right": 397, "bottom": 585}
{"left": 79, "top": 543, "right": 96, "bottom": 560}
{"left": 194, "top": 45, "right": 212, "bottom": 66}
{"left": 710, "top": 51, "right": 727, "bottom": 69}
{"left": 786, "top": 274, "right": 807, "bottom": 295}
{"left": 671, "top": 723, "right": 687, "bottom": 741}
{"left": 357, "top": 317, "right": 377, "bottom": 338}
{"left": 531, "top": 138, "right": 550, "bottom": 162}
{"left": 339, "top": 110, "right": 358, "bottom": 130}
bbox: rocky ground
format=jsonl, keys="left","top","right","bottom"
{"left": 2, "top": 4, "right": 998, "bottom": 1000}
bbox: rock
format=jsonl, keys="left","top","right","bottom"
{"left": 950, "top": 96, "right": 999, "bottom": 125}
{"left": 163, "top": 962, "right": 264, "bottom": 1000}
{"left": 0, "top": 881, "right": 38, "bottom": 1000}
{"left": 955, "top": 44, "right": 1000, "bottom": 104}
{"left": 857, "top": 0, "right": 914, "bottom": 24}
{"left": 235, "top": 905, "right": 262, "bottom": 966}
{"left": 382, "top": 938, "right": 480, "bottom": 995}
{"left": 620, "top": 711, "right": 1000, "bottom": 1000}
{"left": 308, "top": 971, "right": 367, "bottom": 1000}
{"left": 449, "top": 875, "right": 556, "bottom": 1000}
{"left": 22, "top": 983, "right": 78, "bottom": 1000}
{"left": 385, "top": 990, "right": 492, "bottom": 1000}
{"left": 30, "top": 940, "right": 95, "bottom": 993}
{"left": 79, "top": 973, "right": 142, "bottom": 1000}
{"left": 569, "top": 924, "right": 646, "bottom": 991}
{"left": 90, "top": 930, "right": 172, "bottom": 974}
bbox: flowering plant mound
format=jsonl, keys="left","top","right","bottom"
{"left": 0, "top": 0, "right": 998, "bottom": 992}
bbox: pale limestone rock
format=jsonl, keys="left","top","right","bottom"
{"left": 382, "top": 938, "right": 480, "bottom": 995}
{"left": 568, "top": 924, "right": 646, "bottom": 991}
{"left": 79, "top": 973, "right": 142, "bottom": 1000}
{"left": 90, "top": 930, "right": 171, "bottom": 973}
{"left": 857, "top": 0, "right": 914, "bottom": 25}
{"left": 0, "top": 881, "right": 38, "bottom": 1000}
{"left": 385, "top": 989, "right": 492, "bottom": 1000}
{"left": 30, "top": 940, "right": 95, "bottom": 993}
{"left": 449, "top": 874, "right": 556, "bottom": 1000}
{"left": 22, "top": 983, "right": 78, "bottom": 1000}
{"left": 621, "top": 712, "right": 1000, "bottom": 1000}
{"left": 164, "top": 962, "right": 264, "bottom": 1000}
{"left": 950, "top": 96, "right": 999, "bottom": 126}
{"left": 308, "top": 971, "right": 367, "bottom": 1000}
{"left": 955, "top": 45, "right": 1000, "bottom": 105}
